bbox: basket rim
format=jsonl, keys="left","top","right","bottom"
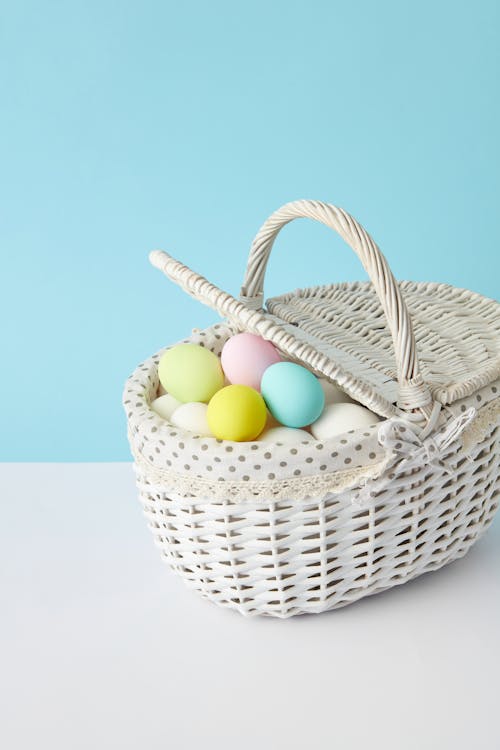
{"left": 123, "top": 322, "right": 389, "bottom": 500}
{"left": 123, "top": 321, "right": 500, "bottom": 503}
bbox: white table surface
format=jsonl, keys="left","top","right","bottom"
{"left": 2, "top": 463, "right": 500, "bottom": 750}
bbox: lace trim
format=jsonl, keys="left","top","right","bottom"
{"left": 131, "top": 400, "right": 500, "bottom": 503}
{"left": 462, "top": 398, "right": 500, "bottom": 452}
{"left": 131, "top": 443, "right": 389, "bottom": 502}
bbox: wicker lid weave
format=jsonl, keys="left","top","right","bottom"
{"left": 150, "top": 200, "right": 500, "bottom": 421}
{"left": 266, "top": 280, "right": 500, "bottom": 412}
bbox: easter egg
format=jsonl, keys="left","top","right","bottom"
{"left": 258, "top": 426, "right": 312, "bottom": 444}
{"left": 261, "top": 362, "right": 325, "bottom": 428}
{"left": 319, "top": 378, "right": 354, "bottom": 405}
{"left": 207, "top": 385, "right": 267, "bottom": 441}
{"left": 171, "top": 402, "right": 212, "bottom": 437}
{"left": 310, "top": 402, "right": 380, "bottom": 440}
{"left": 158, "top": 344, "right": 224, "bottom": 403}
{"left": 151, "top": 393, "right": 181, "bottom": 421}
{"left": 221, "top": 333, "right": 281, "bottom": 390}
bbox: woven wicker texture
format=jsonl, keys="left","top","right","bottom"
{"left": 126, "top": 199, "right": 500, "bottom": 617}
{"left": 135, "top": 398, "right": 500, "bottom": 617}
{"left": 267, "top": 280, "right": 500, "bottom": 411}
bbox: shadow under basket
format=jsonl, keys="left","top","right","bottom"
{"left": 124, "top": 200, "right": 500, "bottom": 617}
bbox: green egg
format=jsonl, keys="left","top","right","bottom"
{"left": 158, "top": 343, "right": 224, "bottom": 403}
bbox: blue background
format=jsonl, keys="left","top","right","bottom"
{"left": 1, "top": 0, "right": 499, "bottom": 461}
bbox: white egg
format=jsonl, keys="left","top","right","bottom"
{"left": 258, "top": 426, "right": 312, "bottom": 444}
{"left": 311, "top": 403, "right": 380, "bottom": 440}
{"left": 319, "top": 378, "right": 354, "bottom": 405}
{"left": 170, "top": 402, "right": 212, "bottom": 437}
{"left": 151, "top": 393, "right": 181, "bottom": 421}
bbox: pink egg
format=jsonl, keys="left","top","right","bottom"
{"left": 221, "top": 333, "right": 281, "bottom": 390}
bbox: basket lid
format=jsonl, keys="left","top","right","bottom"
{"left": 150, "top": 200, "right": 500, "bottom": 421}
{"left": 266, "top": 279, "right": 500, "bottom": 413}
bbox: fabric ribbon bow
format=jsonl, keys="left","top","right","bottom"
{"left": 353, "top": 406, "right": 476, "bottom": 507}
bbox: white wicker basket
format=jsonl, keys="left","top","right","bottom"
{"left": 124, "top": 200, "right": 500, "bottom": 617}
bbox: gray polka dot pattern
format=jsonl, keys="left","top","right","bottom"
{"left": 123, "top": 323, "right": 500, "bottom": 498}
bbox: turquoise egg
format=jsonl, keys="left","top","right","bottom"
{"left": 261, "top": 362, "right": 325, "bottom": 428}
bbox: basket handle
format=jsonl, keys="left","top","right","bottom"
{"left": 240, "top": 199, "right": 432, "bottom": 415}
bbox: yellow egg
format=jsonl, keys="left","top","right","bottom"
{"left": 207, "top": 385, "right": 267, "bottom": 442}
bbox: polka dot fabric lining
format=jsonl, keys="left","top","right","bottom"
{"left": 123, "top": 323, "right": 500, "bottom": 501}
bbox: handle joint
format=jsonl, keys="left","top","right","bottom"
{"left": 239, "top": 292, "right": 264, "bottom": 311}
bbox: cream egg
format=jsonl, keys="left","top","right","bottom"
{"left": 310, "top": 402, "right": 380, "bottom": 440}
{"left": 151, "top": 393, "right": 181, "bottom": 421}
{"left": 170, "top": 402, "right": 212, "bottom": 437}
{"left": 319, "top": 378, "right": 354, "bottom": 405}
{"left": 258, "top": 426, "right": 312, "bottom": 444}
